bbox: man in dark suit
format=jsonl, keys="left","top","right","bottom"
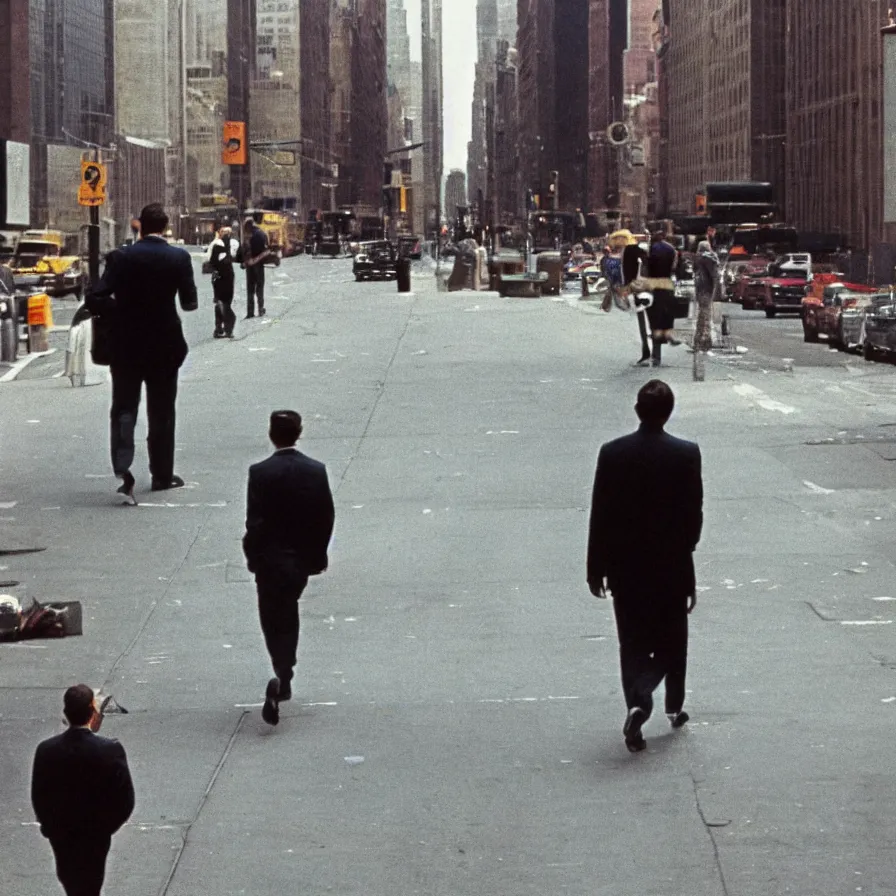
{"left": 31, "top": 684, "right": 135, "bottom": 896}
{"left": 244, "top": 410, "right": 336, "bottom": 726}
{"left": 239, "top": 217, "right": 269, "bottom": 318}
{"left": 587, "top": 380, "right": 703, "bottom": 752}
{"left": 87, "top": 203, "right": 198, "bottom": 502}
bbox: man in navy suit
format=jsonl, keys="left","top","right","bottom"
{"left": 31, "top": 685, "right": 135, "bottom": 896}
{"left": 587, "top": 380, "right": 703, "bottom": 752}
{"left": 87, "top": 203, "right": 198, "bottom": 502}
{"left": 244, "top": 410, "right": 336, "bottom": 725}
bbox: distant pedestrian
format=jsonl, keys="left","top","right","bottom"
{"left": 86, "top": 203, "right": 198, "bottom": 502}
{"left": 239, "top": 217, "right": 270, "bottom": 318}
{"left": 586, "top": 380, "right": 703, "bottom": 752}
{"left": 243, "top": 410, "right": 336, "bottom": 726}
{"left": 204, "top": 224, "right": 239, "bottom": 338}
{"left": 644, "top": 231, "right": 681, "bottom": 367}
{"left": 622, "top": 236, "right": 651, "bottom": 365}
{"left": 693, "top": 240, "right": 720, "bottom": 352}
{"left": 31, "top": 685, "right": 135, "bottom": 896}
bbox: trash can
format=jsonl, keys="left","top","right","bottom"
{"left": 396, "top": 257, "right": 412, "bottom": 293}
{"left": 0, "top": 292, "right": 16, "bottom": 362}
{"left": 536, "top": 251, "right": 564, "bottom": 296}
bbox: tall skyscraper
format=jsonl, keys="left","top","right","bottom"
{"left": 421, "top": 0, "right": 443, "bottom": 232}
{"left": 0, "top": 0, "right": 30, "bottom": 146}
{"left": 662, "top": 0, "right": 785, "bottom": 216}
{"left": 444, "top": 168, "right": 467, "bottom": 219}
{"left": 29, "top": 0, "right": 115, "bottom": 230}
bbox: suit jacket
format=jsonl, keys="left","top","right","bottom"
{"left": 243, "top": 448, "right": 336, "bottom": 577}
{"left": 587, "top": 424, "right": 703, "bottom": 601}
{"left": 31, "top": 727, "right": 135, "bottom": 841}
{"left": 86, "top": 235, "right": 198, "bottom": 372}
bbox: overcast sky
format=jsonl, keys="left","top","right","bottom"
{"left": 404, "top": 0, "right": 477, "bottom": 174}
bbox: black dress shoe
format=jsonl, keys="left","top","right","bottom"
{"left": 213, "top": 330, "right": 227, "bottom": 339}
{"left": 668, "top": 710, "right": 689, "bottom": 729}
{"left": 244, "top": 313, "right": 255, "bottom": 320}
{"left": 258, "top": 308, "right": 266, "bottom": 317}
{"left": 116, "top": 471, "right": 137, "bottom": 505}
{"left": 150, "top": 475, "right": 185, "bottom": 491}
{"left": 623, "top": 706, "right": 648, "bottom": 752}
{"left": 262, "top": 677, "right": 281, "bottom": 725}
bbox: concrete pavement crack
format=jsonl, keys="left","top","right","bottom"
{"left": 688, "top": 769, "right": 732, "bottom": 896}
{"left": 335, "top": 297, "right": 419, "bottom": 495}
{"left": 100, "top": 518, "right": 207, "bottom": 692}
{"left": 157, "top": 710, "right": 247, "bottom": 896}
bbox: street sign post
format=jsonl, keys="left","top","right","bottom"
{"left": 78, "top": 160, "right": 107, "bottom": 207}
{"left": 77, "top": 158, "right": 105, "bottom": 287}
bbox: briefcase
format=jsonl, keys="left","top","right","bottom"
{"left": 90, "top": 314, "right": 114, "bottom": 366}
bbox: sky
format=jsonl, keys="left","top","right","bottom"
{"left": 403, "top": 0, "right": 478, "bottom": 174}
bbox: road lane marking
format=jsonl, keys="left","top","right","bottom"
{"left": 803, "top": 480, "right": 835, "bottom": 495}
{"left": 733, "top": 383, "right": 797, "bottom": 414}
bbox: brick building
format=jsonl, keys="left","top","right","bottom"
{"left": 517, "top": 0, "right": 588, "bottom": 212}
{"left": 785, "top": 1, "right": 890, "bottom": 260}
{"left": 350, "top": 0, "right": 387, "bottom": 212}
{"left": 661, "top": 0, "right": 786, "bottom": 217}
{"left": 0, "top": 0, "right": 30, "bottom": 145}
{"left": 299, "top": 0, "right": 331, "bottom": 216}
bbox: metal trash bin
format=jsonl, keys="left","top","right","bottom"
{"left": 536, "top": 251, "right": 564, "bottom": 295}
{"left": 0, "top": 292, "right": 16, "bottom": 362}
{"left": 396, "top": 257, "right": 412, "bottom": 293}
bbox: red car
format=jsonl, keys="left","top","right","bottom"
{"left": 801, "top": 275, "right": 878, "bottom": 346}
{"left": 740, "top": 263, "right": 809, "bottom": 318}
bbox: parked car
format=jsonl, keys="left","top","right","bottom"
{"left": 740, "top": 259, "right": 808, "bottom": 317}
{"left": 731, "top": 259, "right": 771, "bottom": 304}
{"left": 353, "top": 240, "right": 398, "bottom": 281}
{"left": 862, "top": 294, "right": 896, "bottom": 361}
{"left": 801, "top": 275, "right": 878, "bottom": 346}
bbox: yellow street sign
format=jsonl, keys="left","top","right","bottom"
{"left": 78, "top": 160, "right": 107, "bottom": 207}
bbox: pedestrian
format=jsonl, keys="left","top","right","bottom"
{"left": 622, "top": 235, "right": 651, "bottom": 366}
{"left": 86, "top": 203, "right": 198, "bottom": 503}
{"left": 693, "top": 240, "right": 720, "bottom": 353}
{"left": 31, "top": 684, "right": 135, "bottom": 896}
{"left": 644, "top": 230, "right": 681, "bottom": 367}
{"left": 586, "top": 380, "right": 703, "bottom": 753}
{"left": 204, "top": 224, "right": 239, "bottom": 338}
{"left": 243, "top": 410, "right": 336, "bottom": 726}
{"left": 239, "top": 216, "right": 270, "bottom": 318}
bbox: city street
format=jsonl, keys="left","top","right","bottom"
{"left": 2, "top": 256, "right": 896, "bottom": 895}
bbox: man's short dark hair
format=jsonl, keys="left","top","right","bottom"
{"left": 636, "top": 379, "right": 675, "bottom": 426}
{"left": 139, "top": 203, "right": 169, "bottom": 236}
{"left": 63, "top": 684, "right": 95, "bottom": 726}
{"left": 269, "top": 410, "right": 302, "bottom": 446}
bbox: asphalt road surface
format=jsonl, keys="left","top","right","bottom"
{"left": 2, "top": 256, "right": 896, "bottom": 895}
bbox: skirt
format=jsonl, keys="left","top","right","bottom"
{"left": 646, "top": 288, "right": 676, "bottom": 331}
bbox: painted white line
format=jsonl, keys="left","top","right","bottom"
{"left": 840, "top": 620, "right": 893, "bottom": 626}
{"left": 803, "top": 480, "right": 835, "bottom": 495}
{"left": 733, "top": 383, "right": 797, "bottom": 414}
{"left": 0, "top": 501, "right": 17, "bottom": 509}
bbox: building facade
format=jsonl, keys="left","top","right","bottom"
{"left": 29, "top": 0, "right": 115, "bottom": 229}
{"left": 350, "top": 0, "right": 388, "bottom": 213}
{"left": 0, "top": 0, "right": 30, "bottom": 145}
{"left": 661, "top": 0, "right": 785, "bottom": 216}
{"left": 786, "top": 0, "right": 889, "bottom": 261}
{"left": 300, "top": 0, "right": 331, "bottom": 216}
{"left": 421, "top": 0, "right": 443, "bottom": 233}
{"left": 444, "top": 168, "right": 467, "bottom": 219}
{"left": 518, "top": 0, "right": 589, "bottom": 213}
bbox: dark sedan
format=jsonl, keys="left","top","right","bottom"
{"left": 353, "top": 241, "right": 398, "bottom": 281}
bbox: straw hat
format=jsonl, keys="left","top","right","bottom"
{"left": 607, "top": 229, "right": 637, "bottom": 249}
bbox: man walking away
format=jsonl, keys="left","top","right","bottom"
{"left": 31, "top": 685, "right": 135, "bottom": 896}
{"left": 586, "top": 380, "right": 703, "bottom": 752}
{"left": 644, "top": 231, "right": 681, "bottom": 367}
{"left": 622, "top": 236, "right": 651, "bottom": 365}
{"left": 205, "top": 224, "right": 239, "bottom": 338}
{"left": 240, "top": 217, "right": 270, "bottom": 318}
{"left": 244, "top": 410, "right": 335, "bottom": 726}
{"left": 86, "top": 203, "right": 198, "bottom": 503}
